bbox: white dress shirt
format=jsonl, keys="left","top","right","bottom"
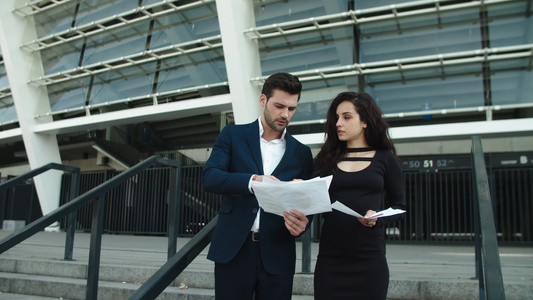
{"left": 249, "top": 117, "right": 287, "bottom": 232}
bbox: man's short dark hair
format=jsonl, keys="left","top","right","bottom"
{"left": 261, "top": 72, "right": 302, "bottom": 101}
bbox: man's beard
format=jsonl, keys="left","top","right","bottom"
{"left": 264, "top": 112, "right": 288, "bottom": 132}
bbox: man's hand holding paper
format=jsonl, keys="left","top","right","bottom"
{"left": 251, "top": 176, "right": 333, "bottom": 217}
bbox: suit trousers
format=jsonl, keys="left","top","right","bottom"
{"left": 214, "top": 235, "right": 293, "bottom": 300}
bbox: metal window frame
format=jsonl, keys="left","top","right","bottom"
{"left": 12, "top": 0, "right": 75, "bottom": 17}
{"left": 0, "top": 88, "right": 11, "bottom": 100}
{"left": 29, "top": 35, "right": 223, "bottom": 86}
{"left": 35, "top": 81, "right": 229, "bottom": 118}
{"left": 251, "top": 44, "right": 533, "bottom": 84}
{"left": 254, "top": 43, "right": 533, "bottom": 124}
{"left": 244, "top": 0, "right": 511, "bottom": 40}
{"left": 18, "top": 0, "right": 217, "bottom": 52}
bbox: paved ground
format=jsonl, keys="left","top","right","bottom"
{"left": 0, "top": 230, "right": 531, "bottom": 286}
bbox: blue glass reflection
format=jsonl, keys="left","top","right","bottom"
{"left": 491, "top": 62, "right": 532, "bottom": 106}
{"left": 488, "top": 2, "right": 533, "bottom": 47}
{"left": 260, "top": 27, "right": 353, "bottom": 75}
{"left": 157, "top": 51, "right": 227, "bottom": 93}
{"left": 0, "top": 64, "right": 8, "bottom": 90}
{"left": 83, "top": 23, "right": 150, "bottom": 66}
{"left": 353, "top": 0, "right": 412, "bottom": 10}
{"left": 90, "top": 65, "right": 155, "bottom": 105}
{"left": 49, "top": 80, "right": 90, "bottom": 112}
{"left": 150, "top": 9, "right": 220, "bottom": 49}
{"left": 255, "top": 0, "right": 349, "bottom": 26}
{"left": 366, "top": 73, "right": 485, "bottom": 114}
{"left": 75, "top": 0, "right": 138, "bottom": 28}
{"left": 0, "top": 100, "right": 17, "bottom": 124}
{"left": 33, "top": 2, "right": 78, "bottom": 38}
{"left": 360, "top": 9, "right": 481, "bottom": 62}
{"left": 41, "top": 42, "right": 84, "bottom": 75}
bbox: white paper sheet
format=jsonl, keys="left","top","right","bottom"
{"left": 331, "top": 201, "right": 406, "bottom": 218}
{"left": 252, "top": 176, "right": 333, "bottom": 216}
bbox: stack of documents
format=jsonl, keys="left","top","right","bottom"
{"left": 251, "top": 176, "right": 406, "bottom": 219}
{"left": 251, "top": 176, "right": 333, "bottom": 216}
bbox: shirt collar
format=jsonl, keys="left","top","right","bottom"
{"left": 258, "top": 117, "right": 286, "bottom": 141}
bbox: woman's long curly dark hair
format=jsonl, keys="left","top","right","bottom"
{"left": 313, "top": 92, "right": 397, "bottom": 177}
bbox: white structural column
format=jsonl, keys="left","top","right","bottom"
{"left": 0, "top": 0, "right": 63, "bottom": 218}
{"left": 216, "top": 0, "right": 262, "bottom": 124}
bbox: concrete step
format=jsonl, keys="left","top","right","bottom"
{"left": 0, "top": 292, "right": 63, "bottom": 300}
{"left": 0, "top": 256, "right": 530, "bottom": 300}
{"left": 0, "top": 257, "right": 313, "bottom": 299}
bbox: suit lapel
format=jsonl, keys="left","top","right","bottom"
{"left": 245, "top": 120, "right": 264, "bottom": 174}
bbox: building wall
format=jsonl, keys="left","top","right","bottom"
{"left": 0, "top": 0, "right": 532, "bottom": 175}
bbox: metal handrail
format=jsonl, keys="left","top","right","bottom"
{"left": 129, "top": 215, "right": 217, "bottom": 299}
{"left": 0, "top": 162, "right": 80, "bottom": 260}
{"left": 471, "top": 136, "right": 506, "bottom": 299}
{"left": 0, "top": 155, "right": 181, "bottom": 300}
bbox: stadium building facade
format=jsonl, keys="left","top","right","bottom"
{"left": 0, "top": 0, "right": 531, "bottom": 223}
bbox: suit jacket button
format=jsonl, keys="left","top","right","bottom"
{"left": 252, "top": 208, "right": 258, "bottom": 214}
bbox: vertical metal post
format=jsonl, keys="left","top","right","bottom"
{"left": 86, "top": 194, "right": 106, "bottom": 300}
{"left": 167, "top": 164, "right": 181, "bottom": 259}
{"left": 64, "top": 171, "right": 80, "bottom": 261}
{"left": 301, "top": 229, "right": 311, "bottom": 273}
{"left": 471, "top": 136, "right": 506, "bottom": 300}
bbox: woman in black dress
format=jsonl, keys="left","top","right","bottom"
{"left": 313, "top": 92, "right": 407, "bottom": 299}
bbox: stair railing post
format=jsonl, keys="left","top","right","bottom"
{"left": 64, "top": 170, "right": 80, "bottom": 261}
{"left": 300, "top": 229, "right": 311, "bottom": 273}
{"left": 86, "top": 193, "right": 106, "bottom": 300}
{"left": 167, "top": 163, "right": 181, "bottom": 259}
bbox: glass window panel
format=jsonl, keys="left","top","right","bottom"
{"left": 360, "top": 9, "right": 481, "bottom": 62}
{"left": 83, "top": 22, "right": 150, "bottom": 66}
{"left": 33, "top": 1, "right": 78, "bottom": 38}
{"left": 156, "top": 50, "right": 227, "bottom": 93}
{"left": 302, "top": 77, "right": 357, "bottom": 92}
{"left": 490, "top": 60, "right": 532, "bottom": 106}
{"left": 293, "top": 80, "right": 358, "bottom": 122}
{"left": 48, "top": 78, "right": 91, "bottom": 112}
{"left": 143, "top": 0, "right": 164, "bottom": 6}
{"left": 488, "top": 2, "right": 533, "bottom": 47}
{"left": 0, "top": 97, "right": 17, "bottom": 124}
{"left": 255, "top": 0, "right": 349, "bottom": 26}
{"left": 0, "top": 64, "right": 8, "bottom": 90}
{"left": 150, "top": 7, "right": 220, "bottom": 50}
{"left": 75, "top": 0, "right": 138, "bottom": 28}
{"left": 41, "top": 41, "right": 84, "bottom": 75}
{"left": 259, "top": 27, "right": 354, "bottom": 75}
{"left": 90, "top": 62, "right": 157, "bottom": 105}
{"left": 366, "top": 72, "right": 485, "bottom": 114}
{"left": 353, "top": 0, "right": 413, "bottom": 10}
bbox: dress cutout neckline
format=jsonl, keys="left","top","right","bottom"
{"left": 347, "top": 147, "right": 374, "bottom": 152}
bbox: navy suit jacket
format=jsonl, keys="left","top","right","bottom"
{"left": 202, "top": 120, "right": 313, "bottom": 275}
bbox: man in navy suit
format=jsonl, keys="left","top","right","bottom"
{"left": 202, "top": 72, "right": 313, "bottom": 299}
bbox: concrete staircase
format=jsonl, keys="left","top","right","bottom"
{"left": 0, "top": 256, "right": 316, "bottom": 299}
{"left": 0, "top": 256, "right": 213, "bottom": 299}
{"left": 0, "top": 255, "right": 501, "bottom": 300}
{"left": 0, "top": 231, "right": 531, "bottom": 300}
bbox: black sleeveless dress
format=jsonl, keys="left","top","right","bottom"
{"left": 314, "top": 149, "right": 406, "bottom": 300}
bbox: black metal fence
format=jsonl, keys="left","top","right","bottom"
{"left": 385, "top": 165, "right": 533, "bottom": 244}
{"left": 59, "top": 166, "right": 222, "bottom": 236}
{"left": 3, "top": 160, "right": 532, "bottom": 245}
